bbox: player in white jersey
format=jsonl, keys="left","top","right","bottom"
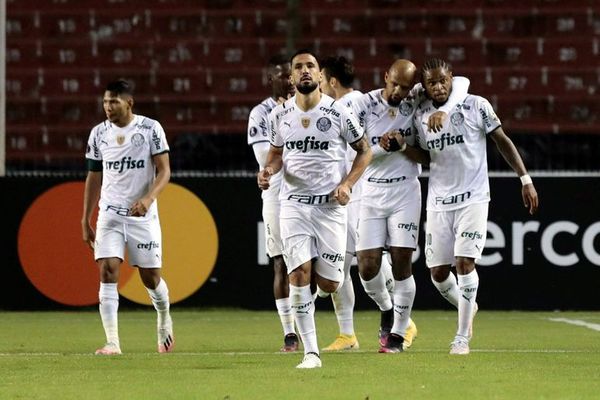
{"left": 81, "top": 80, "right": 174, "bottom": 355}
{"left": 258, "top": 50, "right": 372, "bottom": 369}
{"left": 248, "top": 54, "right": 299, "bottom": 353}
{"left": 353, "top": 59, "right": 470, "bottom": 353}
{"left": 317, "top": 55, "right": 364, "bottom": 352}
{"left": 391, "top": 59, "right": 539, "bottom": 355}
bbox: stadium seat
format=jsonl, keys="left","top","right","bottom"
{"left": 543, "top": 67, "right": 600, "bottom": 96}
{"left": 484, "top": 67, "right": 545, "bottom": 96}
{"left": 539, "top": 38, "right": 598, "bottom": 65}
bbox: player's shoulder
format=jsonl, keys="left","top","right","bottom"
{"left": 461, "top": 94, "right": 491, "bottom": 111}
{"left": 90, "top": 120, "right": 110, "bottom": 135}
{"left": 322, "top": 94, "right": 353, "bottom": 118}
{"left": 132, "top": 115, "right": 164, "bottom": 133}
{"left": 271, "top": 96, "right": 296, "bottom": 119}
{"left": 250, "top": 97, "right": 277, "bottom": 116}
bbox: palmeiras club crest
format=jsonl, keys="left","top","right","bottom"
{"left": 316, "top": 117, "right": 332, "bottom": 132}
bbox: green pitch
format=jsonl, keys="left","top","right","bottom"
{"left": 1, "top": 309, "right": 599, "bottom": 400}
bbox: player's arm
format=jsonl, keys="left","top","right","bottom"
{"left": 489, "top": 127, "right": 539, "bottom": 215}
{"left": 335, "top": 135, "right": 372, "bottom": 205}
{"left": 81, "top": 169, "right": 102, "bottom": 249}
{"left": 258, "top": 145, "right": 283, "bottom": 190}
{"left": 130, "top": 152, "right": 171, "bottom": 217}
{"left": 252, "top": 141, "right": 270, "bottom": 169}
{"left": 345, "top": 135, "right": 372, "bottom": 188}
{"left": 381, "top": 131, "right": 430, "bottom": 165}
{"left": 428, "top": 76, "right": 470, "bottom": 132}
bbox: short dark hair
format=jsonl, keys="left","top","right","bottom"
{"left": 290, "top": 48, "right": 318, "bottom": 65}
{"left": 105, "top": 79, "right": 133, "bottom": 96}
{"left": 422, "top": 59, "right": 453, "bottom": 74}
{"left": 320, "top": 55, "right": 355, "bottom": 88}
{"left": 268, "top": 53, "right": 289, "bottom": 68}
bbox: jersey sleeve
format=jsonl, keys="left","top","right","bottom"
{"left": 350, "top": 92, "right": 370, "bottom": 129}
{"left": 477, "top": 97, "right": 502, "bottom": 135}
{"left": 339, "top": 105, "right": 364, "bottom": 144}
{"left": 247, "top": 104, "right": 270, "bottom": 146}
{"left": 269, "top": 108, "right": 284, "bottom": 148}
{"left": 413, "top": 110, "right": 428, "bottom": 151}
{"left": 85, "top": 125, "right": 103, "bottom": 171}
{"left": 150, "top": 121, "right": 170, "bottom": 155}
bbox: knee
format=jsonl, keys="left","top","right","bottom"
{"left": 430, "top": 266, "right": 450, "bottom": 283}
{"left": 318, "top": 280, "right": 339, "bottom": 294}
{"left": 357, "top": 253, "right": 379, "bottom": 280}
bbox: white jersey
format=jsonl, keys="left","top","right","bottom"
{"left": 414, "top": 94, "right": 500, "bottom": 211}
{"left": 248, "top": 97, "right": 282, "bottom": 203}
{"left": 354, "top": 89, "right": 421, "bottom": 187}
{"left": 85, "top": 114, "right": 169, "bottom": 221}
{"left": 270, "top": 93, "right": 364, "bottom": 207}
{"left": 339, "top": 90, "right": 364, "bottom": 203}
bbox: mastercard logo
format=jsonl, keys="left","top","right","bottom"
{"left": 17, "top": 182, "right": 218, "bottom": 306}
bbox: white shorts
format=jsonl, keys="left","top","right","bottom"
{"left": 279, "top": 203, "right": 347, "bottom": 283}
{"left": 94, "top": 212, "right": 163, "bottom": 268}
{"left": 424, "top": 202, "right": 489, "bottom": 268}
{"left": 356, "top": 181, "right": 421, "bottom": 251}
{"left": 262, "top": 200, "right": 283, "bottom": 258}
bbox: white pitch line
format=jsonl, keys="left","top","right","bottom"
{"left": 0, "top": 349, "right": 593, "bottom": 357}
{"left": 547, "top": 317, "right": 600, "bottom": 332}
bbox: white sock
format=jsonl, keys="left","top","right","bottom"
{"left": 146, "top": 278, "right": 171, "bottom": 328}
{"left": 331, "top": 272, "right": 355, "bottom": 336}
{"left": 432, "top": 272, "right": 459, "bottom": 308}
{"left": 391, "top": 275, "right": 416, "bottom": 337}
{"left": 275, "top": 297, "right": 295, "bottom": 336}
{"left": 360, "top": 268, "right": 393, "bottom": 311}
{"left": 290, "top": 284, "right": 319, "bottom": 355}
{"left": 381, "top": 253, "right": 395, "bottom": 296}
{"left": 457, "top": 270, "right": 479, "bottom": 339}
{"left": 99, "top": 283, "right": 120, "bottom": 346}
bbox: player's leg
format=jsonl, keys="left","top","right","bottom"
{"left": 425, "top": 210, "right": 458, "bottom": 307}
{"left": 280, "top": 204, "right": 321, "bottom": 368}
{"left": 93, "top": 217, "right": 125, "bottom": 355}
{"left": 324, "top": 199, "right": 359, "bottom": 351}
{"left": 273, "top": 255, "right": 298, "bottom": 351}
{"left": 289, "top": 259, "right": 321, "bottom": 368}
{"left": 450, "top": 203, "right": 487, "bottom": 355}
{"left": 380, "top": 199, "right": 420, "bottom": 353}
{"left": 323, "top": 253, "right": 359, "bottom": 351}
{"left": 128, "top": 220, "right": 174, "bottom": 353}
{"left": 380, "top": 252, "right": 395, "bottom": 297}
{"left": 138, "top": 268, "right": 174, "bottom": 353}
{"left": 95, "top": 257, "right": 123, "bottom": 355}
{"left": 265, "top": 201, "right": 297, "bottom": 351}
{"left": 430, "top": 265, "right": 459, "bottom": 308}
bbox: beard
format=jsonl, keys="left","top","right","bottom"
{"left": 295, "top": 81, "right": 319, "bottom": 95}
{"left": 387, "top": 96, "right": 402, "bottom": 107}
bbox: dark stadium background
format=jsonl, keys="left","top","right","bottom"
{"left": 2, "top": 0, "right": 599, "bottom": 310}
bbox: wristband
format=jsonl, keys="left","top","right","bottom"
{"left": 399, "top": 142, "right": 407, "bottom": 152}
{"left": 520, "top": 174, "right": 532, "bottom": 186}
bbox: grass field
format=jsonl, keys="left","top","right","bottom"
{"left": 1, "top": 309, "right": 600, "bottom": 400}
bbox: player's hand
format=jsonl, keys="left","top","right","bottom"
{"left": 380, "top": 130, "right": 401, "bottom": 152}
{"left": 333, "top": 183, "right": 352, "bottom": 206}
{"left": 386, "top": 130, "right": 406, "bottom": 152}
{"left": 81, "top": 221, "right": 95, "bottom": 250}
{"left": 257, "top": 167, "right": 274, "bottom": 190}
{"left": 427, "top": 111, "right": 448, "bottom": 133}
{"left": 130, "top": 198, "right": 151, "bottom": 217}
{"left": 522, "top": 184, "right": 539, "bottom": 215}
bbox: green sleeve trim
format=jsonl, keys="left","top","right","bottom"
{"left": 86, "top": 158, "right": 103, "bottom": 171}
